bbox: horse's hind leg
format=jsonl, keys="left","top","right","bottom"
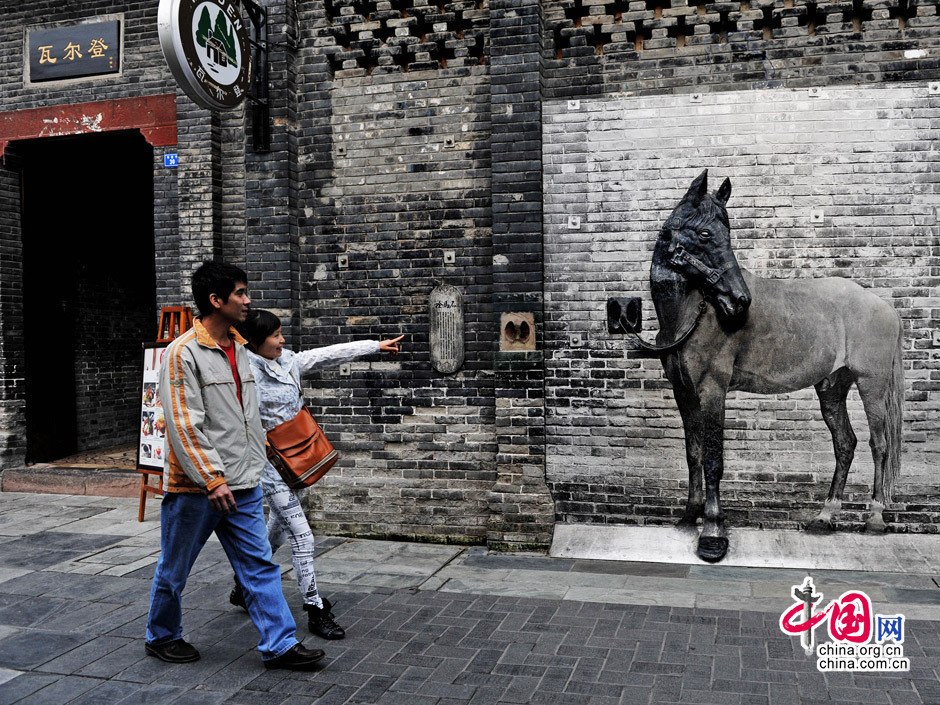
{"left": 856, "top": 376, "right": 893, "bottom": 534}
{"left": 808, "top": 369, "right": 856, "bottom": 533}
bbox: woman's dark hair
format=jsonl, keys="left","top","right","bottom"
{"left": 236, "top": 309, "right": 282, "bottom": 351}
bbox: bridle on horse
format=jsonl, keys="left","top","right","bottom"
{"left": 620, "top": 244, "right": 731, "bottom": 355}
{"left": 669, "top": 244, "right": 737, "bottom": 288}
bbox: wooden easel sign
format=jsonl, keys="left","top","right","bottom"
{"left": 137, "top": 343, "right": 169, "bottom": 471}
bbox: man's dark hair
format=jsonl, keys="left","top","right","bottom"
{"left": 191, "top": 261, "right": 248, "bottom": 316}
{"left": 236, "top": 309, "right": 282, "bottom": 352}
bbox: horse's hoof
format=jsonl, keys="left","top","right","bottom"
{"left": 697, "top": 536, "right": 728, "bottom": 563}
{"left": 805, "top": 519, "right": 834, "bottom": 534}
{"left": 676, "top": 515, "right": 699, "bottom": 530}
{"left": 865, "top": 517, "right": 887, "bottom": 534}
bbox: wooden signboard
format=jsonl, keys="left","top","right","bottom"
{"left": 27, "top": 20, "right": 122, "bottom": 83}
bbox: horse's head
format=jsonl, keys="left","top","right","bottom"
{"left": 658, "top": 170, "right": 752, "bottom": 325}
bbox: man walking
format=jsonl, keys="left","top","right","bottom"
{"left": 145, "top": 261, "right": 324, "bottom": 670}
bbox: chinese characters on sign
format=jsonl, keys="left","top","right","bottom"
{"left": 779, "top": 577, "right": 909, "bottom": 673}
{"left": 429, "top": 285, "right": 465, "bottom": 374}
{"left": 28, "top": 20, "right": 121, "bottom": 82}
{"left": 157, "top": 0, "right": 252, "bottom": 111}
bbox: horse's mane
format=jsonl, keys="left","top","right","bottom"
{"left": 663, "top": 194, "right": 729, "bottom": 234}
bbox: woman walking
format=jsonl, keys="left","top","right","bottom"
{"left": 230, "top": 309, "right": 403, "bottom": 639}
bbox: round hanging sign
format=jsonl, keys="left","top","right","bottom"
{"left": 157, "top": 0, "right": 252, "bottom": 111}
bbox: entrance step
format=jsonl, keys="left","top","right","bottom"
{"left": 1, "top": 443, "right": 140, "bottom": 497}
{"left": 1, "top": 464, "right": 139, "bottom": 497}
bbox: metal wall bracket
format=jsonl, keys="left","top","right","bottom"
{"left": 240, "top": 0, "right": 270, "bottom": 153}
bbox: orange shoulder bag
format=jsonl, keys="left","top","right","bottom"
{"left": 265, "top": 407, "right": 339, "bottom": 489}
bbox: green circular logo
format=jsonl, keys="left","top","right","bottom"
{"left": 158, "top": 0, "right": 252, "bottom": 111}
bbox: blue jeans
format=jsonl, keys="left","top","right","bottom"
{"left": 145, "top": 486, "right": 298, "bottom": 661}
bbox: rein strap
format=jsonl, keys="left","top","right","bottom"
{"left": 621, "top": 299, "right": 707, "bottom": 355}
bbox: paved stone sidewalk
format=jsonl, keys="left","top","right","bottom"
{"left": 0, "top": 492, "right": 938, "bottom": 704}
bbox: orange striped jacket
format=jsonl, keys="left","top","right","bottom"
{"left": 159, "top": 319, "right": 266, "bottom": 493}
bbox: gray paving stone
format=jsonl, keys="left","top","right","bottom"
{"left": 884, "top": 588, "right": 940, "bottom": 605}
{"left": 372, "top": 692, "right": 439, "bottom": 705}
{"left": 0, "top": 532, "right": 127, "bottom": 570}
{"left": 0, "top": 566, "right": 66, "bottom": 597}
{"left": 464, "top": 553, "right": 578, "bottom": 572}
{"left": 111, "top": 682, "right": 185, "bottom": 704}
{"left": 417, "top": 679, "right": 477, "bottom": 699}
{"left": 0, "top": 672, "right": 60, "bottom": 705}
{"left": 349, "top": 675, "right": 398, "bottom": 703}
{"left": 530, "top": 692, "right": 588, "bottom": 705}
{"left": 64, "top": 680, "right": 148, "bottom": 705}
{"left": 467, "top": 684, "right": 506, "bottom": 704}
{"left": 572, "top": 559, "right": 690, "bottom": 577}
{"left": 164, "top": 690, "right": 233, "bottom": 705}
{"left": 34, "top": 635, "right": 135, "bottom": 676}
{"left": 224, "top": 693, "right": 292, "bottom": 705}
{"left": 0, "top": 630, "right": 91, "bottom": 671}
{"left": 498, "top": 674, "right": 541, "bottom": 703}
{"left": 293, "top": 684, "right": 355, "bottom": 703}
{"left": 618, "top": 684, "right": 653, "bottom": 705}
{"left": 20, "top": 675, "right": 111, "bottom": 705}
{"left": 888, "top": 689, "right": 926, "bottom": 705}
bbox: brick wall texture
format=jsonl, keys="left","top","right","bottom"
{"left": 0, "top": 0, "right": 938, "bottom": 545}
{"left": 299, "top": 67, "right": 498, "bottom": 543}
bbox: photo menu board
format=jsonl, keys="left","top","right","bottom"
{"left": 138, "top": 343, "right": 168, "bottom": 470}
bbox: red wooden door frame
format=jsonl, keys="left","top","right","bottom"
{"left": 0, "top": 94, "right": 177, "bottom": 156}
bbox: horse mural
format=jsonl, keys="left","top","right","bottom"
{"left": 613, "top": 170, "right": 904, "bottom": 563}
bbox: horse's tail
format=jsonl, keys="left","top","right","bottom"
{"left": 883, "top": 322, "right": 904, "bottom": 505}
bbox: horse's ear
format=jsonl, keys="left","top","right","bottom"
{"left": 716, "top": 177, "right": 732, "bottom": 205}
{"left": 683, "top": 170, "right": 708, "bottom": 206}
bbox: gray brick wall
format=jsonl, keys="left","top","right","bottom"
{"left": 0, "top": 162, "right": 25, "bottom": 468}
{"left": 488, "top": 0, "right": 556, "bottom": 550}
{"left": 543, "top": 84, "right": 940, "bottom": 531}
{"left": 154, "top": 147, "right": 181, "bottom": 309}
{"left": 542, "top": 0, "right": 940, "bottom": 99}
{"left": 296, "top": 62, "right": 498, "bottom": 543}
{"left": 245, "top": 0, "right": 299, "bottom": 319}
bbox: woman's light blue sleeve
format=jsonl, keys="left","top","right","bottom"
{"left": 293, "top": 340, "right": 381, "bottom": 377}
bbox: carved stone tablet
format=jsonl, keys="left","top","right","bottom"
{"left": 429, "top": 285, "right": 464, "bottom": 374}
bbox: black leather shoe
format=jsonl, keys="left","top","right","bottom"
{"left": 229, "top": 579, "right": 248, "bottom": 613}
{"left": 145, "top": 638, "right": 200, "bottom": 663}
{"left": 263, "top": 643, "right": 326, "bottom": 671}
{"left": 305, "top": 600, "right": 345, "bottom": 640}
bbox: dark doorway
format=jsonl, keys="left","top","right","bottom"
{"left": 19, "top": 130, "right": 155, "bottom": 463}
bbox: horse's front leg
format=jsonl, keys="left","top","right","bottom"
{"left": 693, "top": 395, "right": 729, "bottom": 563}
{"left": 676, "top": 396, "right": 704, "bottom": 528}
